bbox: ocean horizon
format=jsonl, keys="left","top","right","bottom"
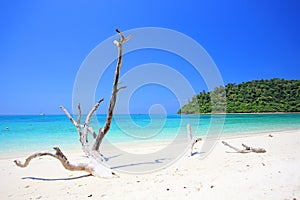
{"left": 1, "top": 113, "right": 300, "bottom": 157}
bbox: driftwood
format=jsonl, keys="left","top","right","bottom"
{"left": 222, "top": 141, "right": 266, "bottom": 153}
{"left": 14, "top": 147, "right": 115, "bottom": 177}
{"left": 187, "top": 124, "right": 202, "bottom": 156}
{"left": 14, "top": 29, "right": 131, "bottom": 178}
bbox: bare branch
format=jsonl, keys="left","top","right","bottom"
{"left": 77, "top": 103, "right": 82, "bottom": 125}
{"left": 87, "top": 126, "right": 97, "bottom": 139}
{"left": 222, "top": 141, "right": 266, "bottom": 153}
{"left": 74, "top": 98, "right": 103, "bottom": 156}
{"left": 59, "top": 106, "right": 78, "bottom": 128}
{"left": 222, "top": 141, "right": 246, "bottom": 153}
{"left": 94, "top": 29, "right": 130, "bottom": 151}
{"left": 82, "top": 98, "right": 104, "bottom": 142}
{"left": 117, "top": 86, "right": 127, "bottom": 93}
{"left": 187, "top": 124, "right": 202, "bottom": 156}
{"left": 60, "top": 105, "right": 86, "bottom": 144}
{"left": 116, "top": 28, "right": 125, "bottom": 40}
{"left": 60, "top": 103, "right": 99, "bottom": 141}
{"left": 115, "top": 28, "right": 133, "bottom": 43}
{"left": 14, "top": 147, "right": 116, "bottom": 178}
{"left": 84, "top": 98, "right": 104, "bottom": 127}
{"left": 92, "top": 128, "right": 104, "bottom": 151}
{"left": 242, "top": 143, "right": 266, "bottom": 153}
{"left": 60, "top": 105, "right": 90, "bottom": 155}
{"left": 14, "top": 147, "right": 87, "bottom": 171}
{"left": 187, "top": 124, "right": 192, "bottom": 141}
{"left": 68, "top": 124, "right": 96, "bottom": 139}
{"left": 190, "top": 138, "right": 202, "bottom": 155}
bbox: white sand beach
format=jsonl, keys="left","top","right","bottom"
{"left": 0, "top": 130, "right": 299, "bottom": 199}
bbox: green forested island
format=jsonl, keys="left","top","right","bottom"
{"left": 178, "top": 78, "right": 300, "bottom": 114}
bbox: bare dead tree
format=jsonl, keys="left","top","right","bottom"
{"left": 222, "top": 141, "right": 266, "bottom": 153}
{"left": 14, "top": 29, "right": 132, "bottom": 178}
{"left": 187, "top": 124, "right": 202, "bottom": 156}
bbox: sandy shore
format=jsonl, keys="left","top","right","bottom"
{"left": 0, "top": 130, "right": 299, "bottom": 199}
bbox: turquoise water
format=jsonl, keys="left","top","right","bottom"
{"left": 0, "top": 114, "right": 299, "bottom": 156}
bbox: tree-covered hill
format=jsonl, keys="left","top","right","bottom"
{"left": 178, "top": 78, "right": 300, "bottom": 114}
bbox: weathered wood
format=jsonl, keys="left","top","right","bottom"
{"left": 187, "top": 124, "right": 192, "bottom": 141}
{"left": 14, "top": 147, "right": 87, "bottom": 171}
{"left": 93, "top": 29, "right": 132, "bottom": 151}
{"left": 81, "top": 98, "right": 104, "bottom": 153}
{"left": 222, "top": 141, "right": 266, "bottom": 153}
{"left": 187, "top": 124, "right": 202, "bottom": 156}
{"left": 60, "top": 105, "right": 90, "bottom": 155}
{"left": 102, "top": 29, "right": 131, "bottom": 135}
{"left": 60, "top": 105, "right": 97, "bottom": 140}
{"left": 242, "top": 143, "right": 266, "bottom": 153}
{"left": 77, "top": 103, "right": 82, "bottom": 125}
{"left": 14, "top": 29, "right": 130, "bottom": 178}
{"left": 59, "top": 106, "right": 79, "bottom": 128}
{"left": 14, "top": 147, "right": 115, "bottom": 178}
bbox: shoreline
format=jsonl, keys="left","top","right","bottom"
{"left": 1, "top": 112, "right": 300, "bottom": 117}
{"left": 0, "top": 129, "right": 299, "bottom": 199}
{"left": 1, "top": 128, "right": 299, "bottom": 160}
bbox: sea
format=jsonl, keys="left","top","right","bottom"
{"left": 0, "top": 114, "right": 300, "bottom": 157}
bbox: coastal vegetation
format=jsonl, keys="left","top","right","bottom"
{"left": 178, "top": 78, "right": 300, "bottom": 114}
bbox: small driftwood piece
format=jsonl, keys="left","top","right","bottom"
{"left": 187, "top": 124, "right": 202, "bottom": 156}
{"left": 222, "top": 141, "right": 266, "bottom": 153}
{"left": 14, "top": 29, "right": 131, "bottom": 178}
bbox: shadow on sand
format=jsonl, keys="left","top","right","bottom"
{"left": 22, "top": 174, "right": 92, "bottom": 181}
{"left": 111, "top": 158, "right": 171, "bottom": 170}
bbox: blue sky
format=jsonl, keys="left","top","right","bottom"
{"left": 0, "top": 0, "right": 299, "bottom": 115}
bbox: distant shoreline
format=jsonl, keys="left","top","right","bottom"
{"left": 1, "top": 112, "right": 300, "bottom": 116}
{"left": 180, "top": 112, "right": 300, "bottom": 115}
